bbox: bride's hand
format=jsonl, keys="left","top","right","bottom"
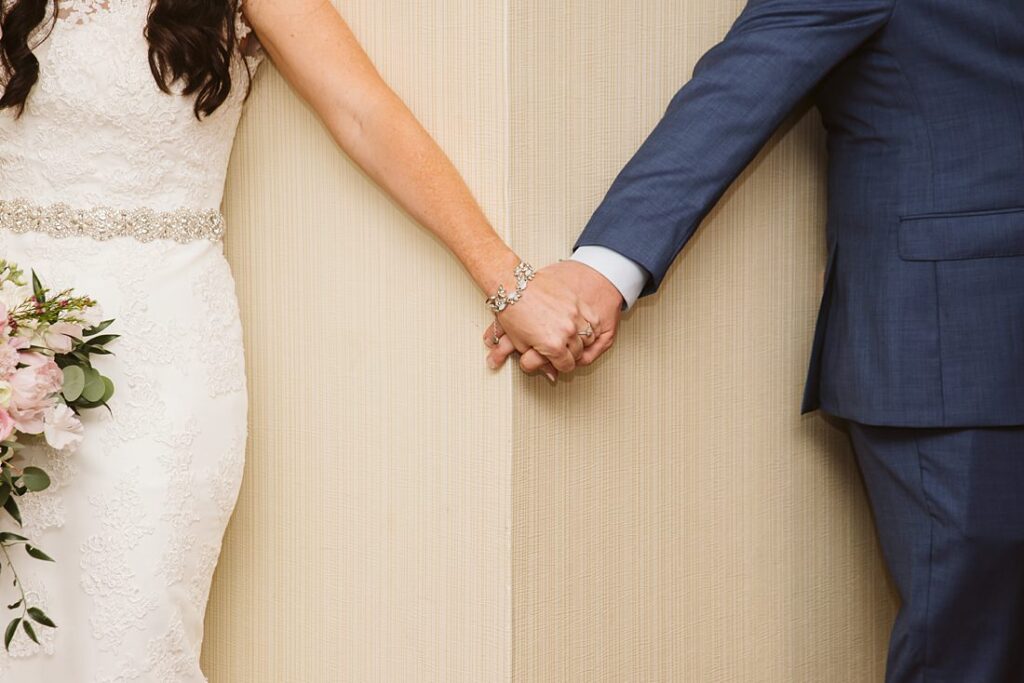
{"left": 484, "top": 261, "right": 617, "bottom": 380}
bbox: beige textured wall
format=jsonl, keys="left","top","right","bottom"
{"left": 205, "top": 1, "right": 898, "bottom": 682}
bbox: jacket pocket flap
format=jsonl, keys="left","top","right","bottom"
{"left": 898, "top": 208, "right": 1024, "bottom": 261}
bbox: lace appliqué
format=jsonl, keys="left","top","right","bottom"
{"left": 17, "top": 441, "right": 78, "bottom": 539}
{"left": 2, "top": 0, "right": 266, "bottom": 212}
{"left": 158, "top": 440, "right": 200, "bottom": 589}
{"left": 145, "top": 615, "right": 198, "bottom": 680}
{"left": 210, "top": 431, "right": 246, "bottom": 520}
{"left": 94, "top": 615, "right": 198, "bottom": 683}
{"left": 194, "top": 258, "right": 247, "bottom": 398}
{"left": 235, "top": 0, "right": 265, "bottom": 62}
{"left": 0, "top": 576, "right": 57, "bottom": 670}
{"left": 55, "top": 0, "right": 112, "bottom": 25}
{"left": 80, "top": 468, "right": 157, "bottom": 650}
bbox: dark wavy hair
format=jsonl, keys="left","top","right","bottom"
{"left": 0, "top": 0, "right": 252, "bottom": 119}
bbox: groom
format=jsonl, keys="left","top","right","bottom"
{"left": 489, "top": 1, "right": 1024, "bottom": 680}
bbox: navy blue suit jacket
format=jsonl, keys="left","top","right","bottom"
{"left": 574, "top": 0, "right": 1024, "bottom": 427}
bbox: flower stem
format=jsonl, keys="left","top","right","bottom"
{"left": 0, "top": 541, "right": 29, "bottom": 620}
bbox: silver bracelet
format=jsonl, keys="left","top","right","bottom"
{"left": 485, "top": 261, "right": 536, "bottom": 313}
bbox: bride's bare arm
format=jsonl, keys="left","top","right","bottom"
{"left": 240, "top": 0, "right": 518, "bottom": 294}
{"left": 242, "top": 0, "right": 594, "bottom": 375}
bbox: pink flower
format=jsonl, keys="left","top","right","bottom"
{"left": 19, "top": 352, "right": 64, "bottom": 395}
{"left": 9, "top": 365, "right": 48, "bottom": 409}
{"left": 0, "top": 408, "right": 14, "bottom": 442}
{"left": 43, "top": 322, "right": 82, "bottom": 354}
{"left": 43, "top": 402, "right": 83, "bottom": 451}
{"left": 0, "top": 343, "right": 17, "bottom": 380}
{"left": 8, "top": 403, "right": 44, "bottom": 434}
{"left": 8, "top": 353, "right": 62, "bottom": 434}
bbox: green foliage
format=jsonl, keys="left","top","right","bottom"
{"left": 4, "top": 618, "right": 18, "bottom": 650}
{"left": 61, "top": 365, "right": 85, "bottom": 401}
{"left": 19, "top": 467, "right": 49, "bottom": 493}
{"left": 0, "top": 260, "right": 25, "bottom": 289}
{"left": 27, "top": 606, "right": 55, "bottom": 628}
{"left": 56, "top": 319, "right": 118, "bottom": 414}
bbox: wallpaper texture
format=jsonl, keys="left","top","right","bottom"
{"left": 203, "top": 1, "right": 898, "bottom": 681}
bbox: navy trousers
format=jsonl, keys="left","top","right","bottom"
{"left": 845, "top": 421, "right": 1024, "bottom": 682}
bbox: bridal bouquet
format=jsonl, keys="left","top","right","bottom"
{"left": 0, "top": 259, "right": 116, "bottom": 650}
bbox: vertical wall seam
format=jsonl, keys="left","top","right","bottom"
{"left": 501, "top": 2, "right": 516, "bottom": 681}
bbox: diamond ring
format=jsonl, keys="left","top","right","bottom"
{"left": 578, "top": 323, "right": 594, "bottom": 338}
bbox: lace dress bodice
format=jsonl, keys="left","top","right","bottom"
{"left": 0, "top": 0, "right": 265, "bottom": 212}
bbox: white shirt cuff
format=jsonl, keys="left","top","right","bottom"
{"left": 570, "top": 246, "right": 648, "bottom": 311}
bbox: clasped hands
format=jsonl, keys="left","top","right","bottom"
{"left": 483, "top": 260, "right": 623, "bottom": 382}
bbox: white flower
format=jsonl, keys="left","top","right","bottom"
{"left": 0, "top": 381, "right": 11, "bottom": 408}
{"left": 0, "top": 280, "right": 30, "bottom": 311}
{"left": 42, "top": 402, "right": 84, "bottom": 451}
{"left": 15, "top": 317, "right": 41, "bottom": 345}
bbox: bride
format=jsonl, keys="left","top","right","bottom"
{"left": 0, "top": 0, "right": 596, "bottom": 678}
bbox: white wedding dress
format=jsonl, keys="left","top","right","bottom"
{"left": 0, "top": 0, "right": 264, "bottom": 680}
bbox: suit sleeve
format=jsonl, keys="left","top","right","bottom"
{"left": 572, "top": 0, "right": 896, "bottom": 297}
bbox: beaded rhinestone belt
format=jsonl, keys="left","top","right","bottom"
{"left": 0, "top": 198, "right": 225, "bottom": 244}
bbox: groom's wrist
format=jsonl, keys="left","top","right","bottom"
{"left": 569, "top": 246, "right": 648, "bottom": 311}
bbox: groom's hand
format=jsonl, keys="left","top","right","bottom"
{"left": 485, "top": 260, "right": 623, "bottom": 379}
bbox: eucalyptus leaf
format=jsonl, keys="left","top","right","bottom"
{"left": 62, "top": 365, "right": 85, "bottom": 401}
{"left": 81, "top": 368, "right": 105, "bottom": 403}
{"left": 100, "top": 376, "right": 115, "bottom": 403}
{"left": 20, "top": 467, "right": 50, "bottom": 493}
